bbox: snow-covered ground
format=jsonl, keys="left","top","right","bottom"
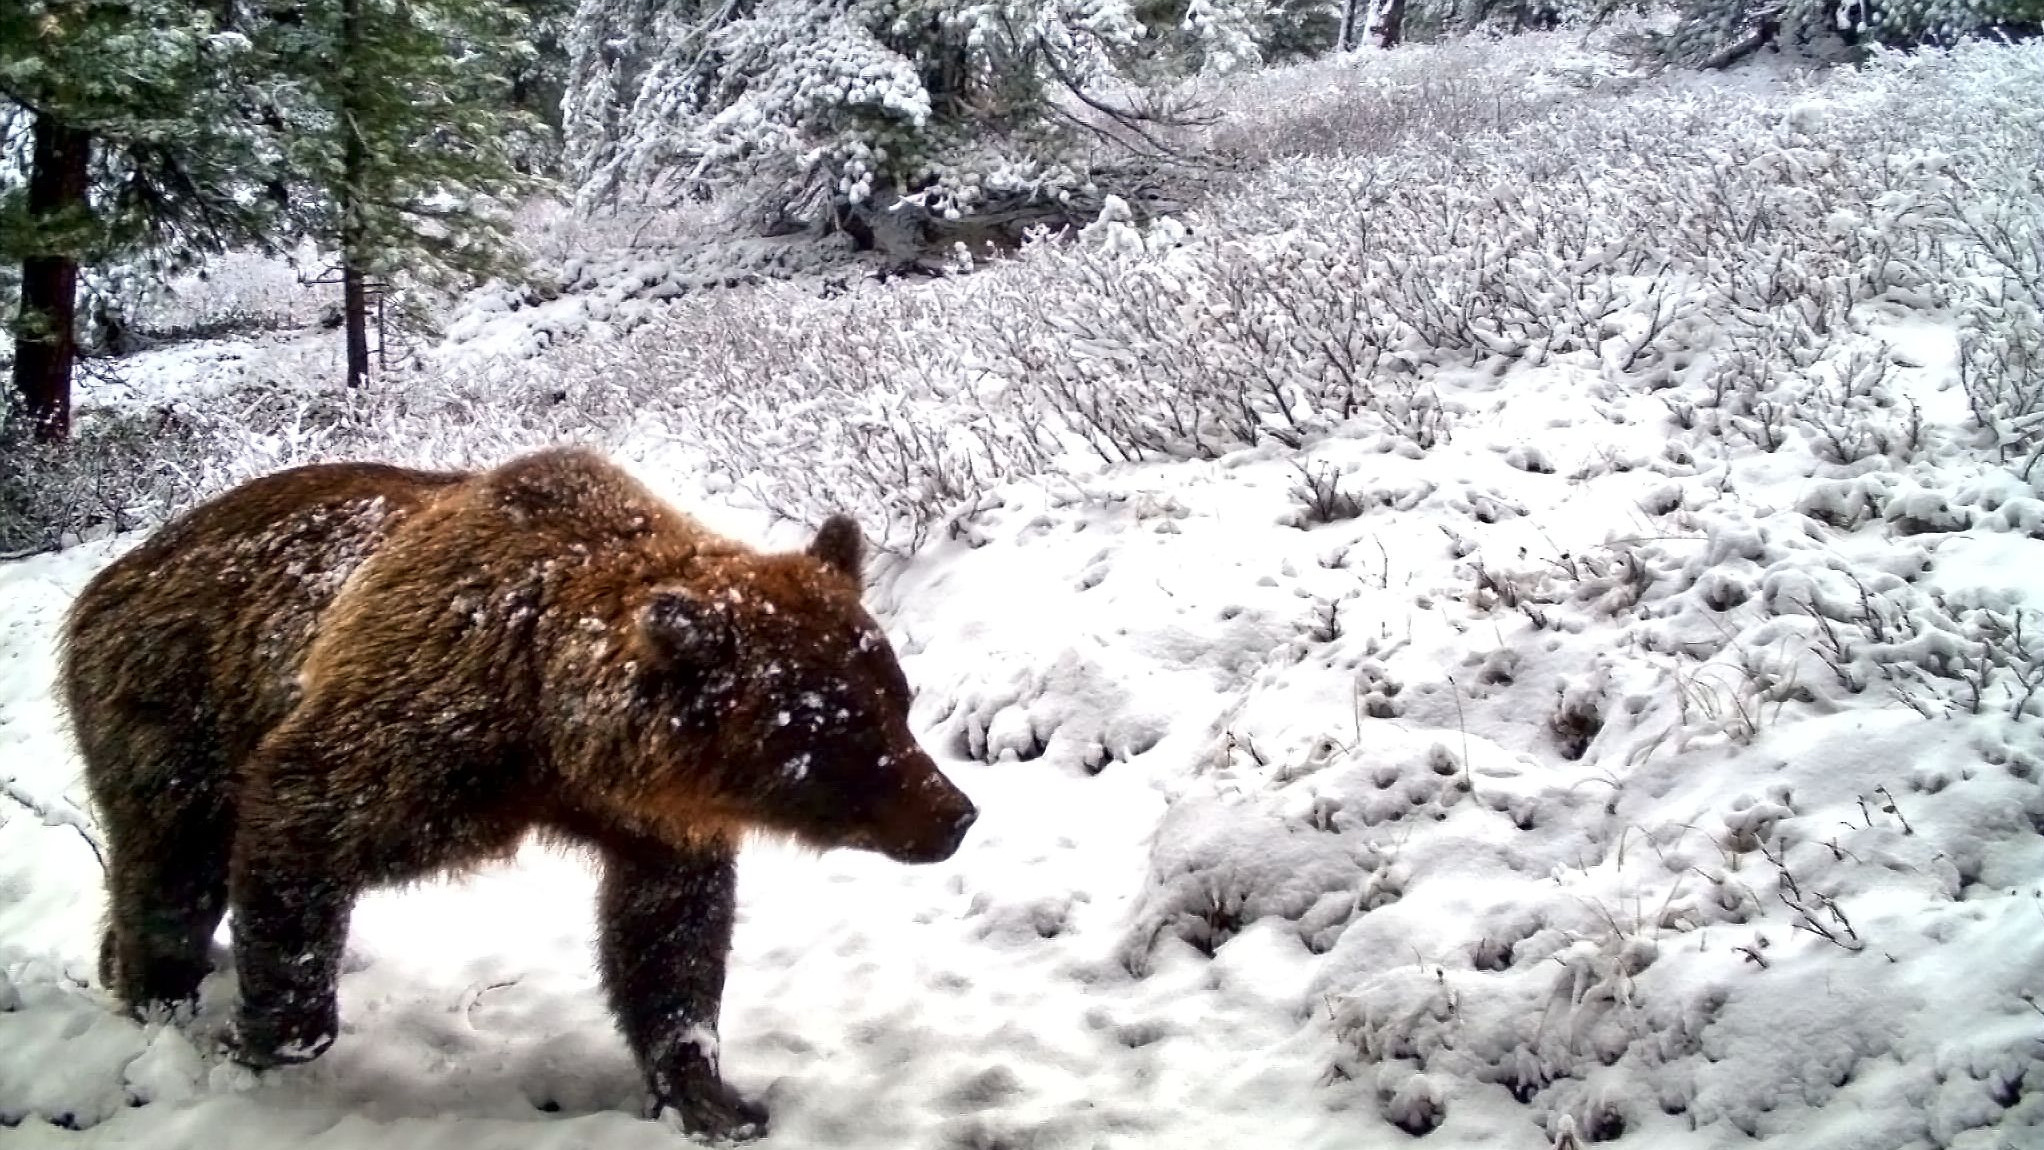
{"left": 6, "top": 30, "right": 2044, "bottom": 1150}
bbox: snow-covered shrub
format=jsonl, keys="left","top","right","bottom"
{"left": 510, "top": 195, "right": 742, "bottom": 265}
{"left": 1952, "top": 194, "right": 2044, "bottom": 478}
{"left": 0, "top": 364, "right": 625, "bottom": 555}
{"left": 464, "top": 37, "right": 2044, "bottom": 554}
{"left": 1122, "top": 785, "right": 1400, "bottom": 972}
{"left": 1198, "top": 31, "right": 1624, "bottom": 167}
{"left": 26, "top": 36, "right": 2044, "bottom": 575}
{"left": 113, "top": 250, "right": 339, "bottom": 346}
{"left": 1289, "top": 461, "right": 1369, "bottom": 526}
{"left": 524, "top": 283, "right": 1047, "bottom": 551}
{"left": 0, "top": 402, "right": 211, "bottom": 555}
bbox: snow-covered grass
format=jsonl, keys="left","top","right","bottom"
{"left": 5, "top": 33, "right": 2044, "bottom": 1150}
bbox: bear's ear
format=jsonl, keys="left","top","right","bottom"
{"left": 807, "top": 514, "right": 864, "bottom": 581}
{"left": 637, "top": 587, "right": 733, "bottom": 669}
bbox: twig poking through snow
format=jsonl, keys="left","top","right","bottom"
{"left": 1447, "top": 674, "right": 1474, "bottom": 797}
{"left": 0, "top": 777, "right": 108, "bottom": 876}
{"left": 1761, "top": 842, "right": 1864, "bottom": 953}
{"left": 1872, "top": 786, "right": 1914, "bottom": 836}
{"left": 456, "top": 979, "right": 521, "bottom": 1031}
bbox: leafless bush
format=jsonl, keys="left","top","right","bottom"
{"left": 1, "top": 366, "right": 617, "bottom": 557}
{"left": 1199, "top": 34, "right": 1618, "bottom": 167}
{"left": 118, "top": 250, "right": 340, "bottom": 347}
{"left": 1952, "top": 201, "right": 2044, "bottom": 477}
{"left": 1290, "top": 463, "right": 1367, "bottom": 527}
{"left": 1781, "top": 568, "right": 2043, "bottom": 723}
{"left": 1759, "top": 841, "right": 1863, "bottom": 953}
{"left": 1, "top": 403, "right": 216, "bottom": 555}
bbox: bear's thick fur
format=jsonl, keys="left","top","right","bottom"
{"left": 61, "top": 446, "right": 978, "bottom": 1138}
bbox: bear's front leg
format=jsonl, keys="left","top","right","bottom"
{"left": 228, "top": 810, "right": 355, "bottom": 1069}
{"left": 598, "top": 835, "right": 766, "bottom": 1141}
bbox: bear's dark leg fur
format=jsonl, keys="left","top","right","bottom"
{"left": 228, "top": 770, "right": 355, "bottom": 1068}
{"left": 598, "top": 834, "right": 767, "bottom": 1139}
{"left": 86, "top": 720, "right": 233, "bottom": 1012}
{"left": 102, "top": 796, "right": 233, "bottom": 1011}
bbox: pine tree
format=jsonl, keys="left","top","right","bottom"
{"left": 506, "top": 0, "right": 578, "bottom": 173}
{"left": 1152, "top": 0, "right": 1337, "bottom": 68}
{"left": 1259, "top": 0, "right": 1342, "bottom": 59}
{"left": 1139, "top": 0, "right": 1269, "bottom": 74}
{"left": 1, "top": 1, "right": 276, "bottom": 441}
{"left": 562, "top": 0, "right": 1196, "bottom": 249}
{"left": 1663, "top": 0, "right": 2043, "bottom": 66}
{"left": 255, "top": 0, "right": 539, "bottom": 388}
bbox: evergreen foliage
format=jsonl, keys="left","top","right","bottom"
{"left": 561, "top": 0, "right": 1203, "bottom": 241}
{"left": 506, "top": 0, "right": 578, "bottom": 172}
{"left": 0, "top": 2, "right": 276, "bottom": 279}
{"left": 0, "top": 1, "right": 279, "bottom": 436}
{"left": 258, "top": 0, "right": 538, "bottom": 293}
{"left": 1662, "top": 0, "right": 2044, "bottom": 66}
{"left": 0, "top": 0, "right": 542, "bottom": 419}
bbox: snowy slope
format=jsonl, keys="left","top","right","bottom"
{"left": 7, "top": 330, "right": 2044, "bottom": 1148}
{"left": 6, "top": 29, "right": 2044, "bottom": 1150}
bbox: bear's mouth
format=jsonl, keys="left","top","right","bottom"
{"left": 857, "top": 803, "right": 978, "bottom": 865}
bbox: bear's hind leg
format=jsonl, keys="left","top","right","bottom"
{"left": 88, "top": 724, "right": 234, "bottom": 1015}
{"left": 596, "top": 834, "right": 766, "bottom": 1141}
{"left": 103, "top": 806, "right": 233, "bottom": 1013}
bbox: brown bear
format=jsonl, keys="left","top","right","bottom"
{"left": 60, "top": 445, "right": 978, "bottom": 1139}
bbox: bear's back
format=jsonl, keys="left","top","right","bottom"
{"left": 343, "top": 448, "right": 739, "bottom": 630}
{"left": 63, "top": 461, "right": 467, "bottom": 773}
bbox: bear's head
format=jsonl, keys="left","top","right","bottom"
{"left": 629, "top": 516, "right": 978, "bottom": 863}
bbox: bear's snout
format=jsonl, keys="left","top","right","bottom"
{"left": 934, "top": 802, "right": 979, "bottom": 858}
{"left": 871, "top": 760, "right": 979, "bottom": 865}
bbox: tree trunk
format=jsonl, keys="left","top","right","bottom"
{"left": 339, "top": 0, "right": 371, "bottom": 389}
{"left": 1337, "top": 0, "right": 1365, "bottom": 50}
{"left": 341, "top": 262, "right": 370, "bottom": 388}
{"left": 1699, "top": 18, "right": 1779, "bottom": 70}
{"left": 11, "top": 115, "right": 92, "bottom": 442}
{"left": 1374, "top": 0, "right": 1408, "bottom": 49}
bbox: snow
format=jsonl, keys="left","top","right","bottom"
{"left": 10, "top": 347, "right": 2044, "bottom": 1144}
{"left": 6, "top": 28, "right": 2044, "bottom": 1150}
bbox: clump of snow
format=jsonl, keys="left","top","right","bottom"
{"left": 122, "top": 1025, "right": 209, "bottom": 1107}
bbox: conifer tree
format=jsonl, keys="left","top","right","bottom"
{"left": 2, "top": 1, "right": 542, "bottom": 431}
{"left": 505, "top": 0, "right": 578, "bottom": 173}
{"left": 255, "top": 0, "right": 538, "bottom": 387}
{"left": 1, "top": 1, "right": 274, "bottom": 440}
{"left": 1663, "top": 0, "right": 2042, "bottom": 66}
{"left": 562, "top": 0, "right": 1196, "bottom": 248}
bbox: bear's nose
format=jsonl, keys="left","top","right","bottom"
{"left": 926, "top": 800, "right": 977, "bottom": 861}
